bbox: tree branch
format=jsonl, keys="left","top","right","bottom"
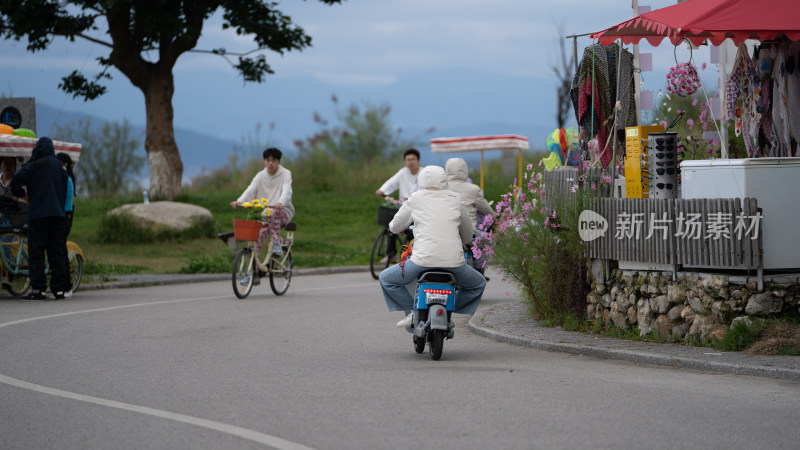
{"left": 75, "top": 33, "right": 113, "bottom": 49}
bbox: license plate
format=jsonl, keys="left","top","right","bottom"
{"left": 425, "top": 293, "right": 448, "bottom": 305}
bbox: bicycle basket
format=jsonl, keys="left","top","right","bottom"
{"left": 377, "top": 205, "right": 398, "bottom": 226}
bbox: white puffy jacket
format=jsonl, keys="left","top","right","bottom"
{"left": 445, "top": 158, "right": 493, "bottom": 235}
{"left": 389, "top": 166, "right": 473, "bottom": 267}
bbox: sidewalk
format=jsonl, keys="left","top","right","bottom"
{"left": 468, "top": 300, "right": 800, "bottom": 383}
{"left": 83, "top": 269, "right": 799, "bottom": 383}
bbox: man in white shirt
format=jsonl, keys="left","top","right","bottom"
{"left": 375, "top": 148, "right": 422, "bottom": 202}
{"left": 375, "top": 149, "right": 422, "bottom": 262}
{"left": 231, "top": 148, "right": 294, "bottom": 254}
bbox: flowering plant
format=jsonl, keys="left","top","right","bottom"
{"left": 240, "top": 198, "right": 273, "bottom": 221}
{"left": 472, "top": 163, "right": 608, "bottom": 324}
{"left": 666, "top": 62, "right": 700, "bottom": 97}
{"left": 382, "top": 196, "right": 402, "bottom": 208}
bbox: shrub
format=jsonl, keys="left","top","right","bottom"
{"left": 475, "top": 164, "right": 597, "bottom": 326}
{"left": 96, "top": 213, "right": 216, "bottom": 244}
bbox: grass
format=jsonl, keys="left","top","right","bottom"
{"left": 69, "top": 155, "right": 532, "bottom": 275}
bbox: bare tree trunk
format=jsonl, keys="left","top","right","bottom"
{"left": 143, "top": 71, "right": 183, "bottom": 200}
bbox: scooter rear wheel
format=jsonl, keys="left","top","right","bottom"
{"left": 429, "top": 329, "right": 445, "bottom": 360}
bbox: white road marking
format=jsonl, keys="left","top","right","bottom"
{"left": 0, "top": 373, "right": 314, "bottom": 450}
{"left": 0, "top": 293, "right": 317, "bottom": 449}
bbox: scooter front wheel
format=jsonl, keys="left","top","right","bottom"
{"left": 413, "top": 335, "right": 425, "bottom": 353}
{"left": 429, "top": 329, "right": 445, "bottom": 360}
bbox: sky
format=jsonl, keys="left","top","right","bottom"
{"left": 0, "top": 1, "right": 721, "bottom": 157}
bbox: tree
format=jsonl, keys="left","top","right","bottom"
{"left": 294, "top": 95, "right": 431, "bottom": 163}
{"left": 551, "top": 25, "right": 576, "bottom": 128}
{"left": 292, "top": 95, "right": 433, "bottom": 193}
{"left": 53, "top": 118, "right": 145, "bottom": 197}
{"left": 0, "top": 0, "right": 342, "bottom": 199}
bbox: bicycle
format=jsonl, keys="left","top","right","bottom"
{"left": 231, "top": 216, "right": 296, "bottom": 299}
{"left": 0, "top": 211, "right": 84, "bottom": 297}
{"left": 370, "top": 205, "right": 412, "bottom": 280}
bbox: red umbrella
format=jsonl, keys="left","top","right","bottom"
{"left": 591, "top": 0, "right": 800, "bottom": 47}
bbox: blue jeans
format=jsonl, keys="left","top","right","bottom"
{"left": 379, "top": 260, "right": 486, "bottom": 315}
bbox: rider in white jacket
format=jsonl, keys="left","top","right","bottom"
{"left": 445, "top": 157, "right": 493, "bottom": 236}
{"left": 379, "top": 166, "right": 487, "bottom": 327}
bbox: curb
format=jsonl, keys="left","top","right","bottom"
{"left": 468, "top": 306, "right": 800, "bottom": 383}
{"left": 78, "top": 266, "right": 370, "bottom": 291}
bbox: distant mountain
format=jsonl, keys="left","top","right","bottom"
{"left": 34, "top": 102, "right": 551, "bottom": 182}
{"left": 35, "top": 103, "right": 239, "bottom": 180}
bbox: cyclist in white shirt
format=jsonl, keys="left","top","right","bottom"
{"left": 375, "top": 148, "right": 422, "bottom": 262}
{"left": 375, "top": 148, "right": 422, "bottom": 202}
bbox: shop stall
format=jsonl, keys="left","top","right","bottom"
{"left": 430, "top": 135, "right": 529, "bottom": 189}
{"left": 586, "top": 0, "right": 800, "bottom": 271}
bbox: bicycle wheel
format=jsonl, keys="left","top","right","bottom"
{"left": 269, "top": 252, "right": 292, "bottom": 295}
{"left": 68, "top": 253, "right": 83, "bottom": 294}
{"left": 7, "top": 273, "right": 30, "bottom": 296}
{"left": 369, "top": 230, "right": 388, "bottom": 280}
{"left": 6, "top": 236, "right": 30, "bottom": 296}
{"left": 232, "top": 248, "right": 255, "bottom": 299}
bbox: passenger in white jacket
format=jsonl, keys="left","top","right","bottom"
{"left": 379, "top": 166, "right": 487, "bottom": 327}
{"left": 445, "top": 157, "right": 493, "bottom": 236}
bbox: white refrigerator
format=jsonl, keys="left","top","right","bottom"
{"left": 681, "top": 158, "right": 800, "bottom": 270}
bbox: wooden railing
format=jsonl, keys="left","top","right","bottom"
{"left": 585, "top": 197, "right": 763, "bottom": 269}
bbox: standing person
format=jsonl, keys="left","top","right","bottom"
{"left": 375, "top": 148, "right": 422, "bottom": 261}
{"left": 230, "top": 147, "right": 294, "bottom": 255}
{"left": 56, "top": 153, "right": 76, "bottom": 237}
{"left": 375, "top": 148, "right": 422, "bottom": 202}
{"left": 379, "top": 166, "right": 486, "bottom": 327}
{"left": 11, "top": 137, "right": 70, "bottom": 300}
{"left": 444, "top": 157, "right": 492, "bottom": 235}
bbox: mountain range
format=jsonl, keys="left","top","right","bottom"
{"left": 31, "top": 69, "right": 555, "bottom": 182}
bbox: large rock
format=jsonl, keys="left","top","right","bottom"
{"left": 108, "top": 201, "right": 213, "bottom": 233}
{"left": 745, "top": 292, "right": 783, "bottom": 316}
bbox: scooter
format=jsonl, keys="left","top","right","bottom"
{"left": 410, "top": 271, "right": 457, "bottom": 360}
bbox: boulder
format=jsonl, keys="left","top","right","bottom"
{"left": 107, "top": 201, "right": 213, "bottom": 233}
{"left": 745, "top": 292, "right": 783, "bottom": 316}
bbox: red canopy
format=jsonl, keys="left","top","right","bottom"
{"left": 591, "top": 0, "right": 800, "bottom": 47}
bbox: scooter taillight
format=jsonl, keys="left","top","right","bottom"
{"left": 437, "top": 309, "right": 444, "bottom": 315}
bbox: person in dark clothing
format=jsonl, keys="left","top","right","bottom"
{"left": 11, "top": 137, "right": 71, "bottom": 300}
{"left": 56, "top": 152, "right": 76, "bottom": 236}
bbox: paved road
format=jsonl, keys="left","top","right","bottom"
{"left": 1, "top": 272, "right": 799, "bottom": 449}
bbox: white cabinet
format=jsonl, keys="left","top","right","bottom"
{"left": 681, "top": 158, "right": 800, "bottom": 270}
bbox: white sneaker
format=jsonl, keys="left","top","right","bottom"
{"left": 396, "top": 313, "right": 413, "bottom": 328}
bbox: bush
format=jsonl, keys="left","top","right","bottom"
{"left": 95, "top": 213, "right": 216, "bottom": 244}
{"left": 475, "top": 165, "right": 600, "bottom": 325}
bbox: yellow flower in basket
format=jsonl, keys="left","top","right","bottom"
{"left": 242, "top": 199, "right": 267, "bottom": 221}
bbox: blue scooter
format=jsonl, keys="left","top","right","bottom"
{"left": 411, "top": 271, "right": 457, "bottom": 360}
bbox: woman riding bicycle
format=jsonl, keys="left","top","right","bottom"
{"left": 378, "top": 166, "right": 486, "bottom": 328}
{"left": 230, "top": 148, "right": 294, "bottom": 254}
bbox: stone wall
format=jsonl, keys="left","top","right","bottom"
{"left": 587, "top": 260, "right": 800, "bottom": 342}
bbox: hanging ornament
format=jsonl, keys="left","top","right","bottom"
{"left": 666, "top": 61, "right": 701, "bottom": 97}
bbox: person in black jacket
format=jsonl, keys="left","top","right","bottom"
{"left": 11, "top": 137, "right": 70, "bottom": 299}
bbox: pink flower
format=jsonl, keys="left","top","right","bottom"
{"left": 692, "top": 98, "right": 698, "bottom": 106}
{"left": 687, "top": 118, "right": 695, "bottom": 129}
